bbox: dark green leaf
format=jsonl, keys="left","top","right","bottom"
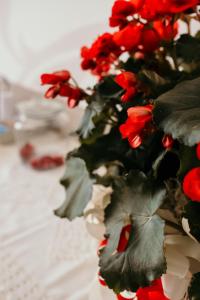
{"left": 96, "top": 76, "right": 123, "bottom": 99}
{"left": 176, "top": 34, "right": 200, "bottom": 63}
{"left": 70, "top": 128, "right": 163, "bottom": 174}
{"left": 153, "top": 77, "right": 200, "bottom": 146}
{"left": 77, "top": 92, "right": 105, "bottom": 139}
{"left": 178, "top": 145, "right": 200, "bottom": 178}
{"left": 183, "top": 202, "right": 200, "bottom": 243}
{"left": 54, "top": 157, "right": 93, "bottom": 220}
{"left": 189, "top": 273, "right": 200, "bottom": 300}
{"left": 99, "top": 171, "right": 166, "bottom": 292}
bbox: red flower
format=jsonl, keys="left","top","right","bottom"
{"left": 115, "top": 71, "right": 138, "bottom": 102}
{"left": 113, "top": 23, "right": 143, "bottom": 51}
{"left": 183, "top": 167, "right": 200, "bottom": 202}
{"left": 81, "top": 33, "right": 121, "bottom": 76}
{"left": 137, "top": 279, "right": 169, "bottom": 300}
{"left": 41, "top": 70, "right": 84, "bottom": 108}
{"left": 196, "top": 143, "right": 200, "bottom": 160}
{"left": 109, "top": 1, "right": 135, "bottom": 28}
{"left": 119, "top": 105, "right": 153, "bottom": 148}
{"left": 41, "top": 70, "right": 71, "bottom": 85}
{"left": 154, "top": 19, "right": 178, "bottom": 42}
{"left": 162, "top": 134, "right": 174, "bottom": 149}
{"left": 141, "top": 28, "right": 160, "bottom": 52}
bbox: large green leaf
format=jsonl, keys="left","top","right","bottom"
{"left": 153, "top": 77, "right": 200, "bottom": 146}
{"left": 54, "top": 157, "right": 93, "bottom": 220}
{"left": 99, "top": 171, "right": 166, "bottom": 293}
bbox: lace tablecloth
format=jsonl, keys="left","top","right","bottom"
{"left": 0, "top": 135, "right": 115, "bottom": 300}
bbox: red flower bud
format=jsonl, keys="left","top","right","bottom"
{"left": 183, "top": 167, "right": 200, "bottom": 202}
{"left": 162, "top": 134, "right": 174, "bottom": 149}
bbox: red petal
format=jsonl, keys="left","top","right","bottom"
{"left": 68, "top": 98, "right": 78, "bottom": 108}
{"left": 98, "top": 272, "right": 107, "bottom": 287}
{"left": 111, "top": 1, "right": 135, "bottom": 17}
{"left": 183, "top": 167, "right": 200, "bottom": 202}
{"left": 113, "top": 23, "right": 143, "bottom": 51}
{"left": 117, "top": 224, "right": 132, "bottom": 252}
{"left": 45, "top": 86, "right": 59, "bottom": 99}
{"left": 121, "top": 87, "right": 137, "bottom": 102}
{"left": 53, "top": 70, "right": 71, "bottom": 81}
{"left": 59, "top": 84, "right": 73, "bottom": 97}
{"left": 162, "top": 134, "right": 174, "bottom": 149}
{"left": 115, "top": 72, "right": 137, "bottom": 89}
{"left": 128, "top": 134, "right": 142, "bottom": 148}
{"left": 141, "top": 28, "right": 160, "bottom": 53}
{"left": 41, "top": 70, "right": 70, "bottom": 85}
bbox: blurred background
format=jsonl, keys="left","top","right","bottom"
{"left": 0, "top": 0, "right": 114, "bottom": 89}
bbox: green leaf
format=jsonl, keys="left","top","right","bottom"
{"left": 176, "top": 34, "right": 200, "bottom": 63}
{"left": 96, "top": 76, "right": 123, "bottom": 99}
{"left": 54, "top": 157, "right": 93, "bottom": 220}
{"left": 70, "top": 128, "right": 163, "bottom": 174}
{"left": 99, "top": 171, "right": 166, "bottom": 292}
{"left": 178, "top": 145, "right": 200, "bottom": 178}
{"left": 77, "top": 93, "right": 105, "bottom": 140}
{"left": 189, "top": 273, "right": 200, "bottom": 300}
{"left": 153, "top": 77, "right": 200, "bottom": 146}
{"left": 183, "top": 202, "right": 200, "bottom": 242}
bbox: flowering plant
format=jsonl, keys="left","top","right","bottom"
{"left": 41, "top": 0, "right": 200, "bottom": 299}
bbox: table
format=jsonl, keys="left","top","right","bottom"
{"left": 0, "top": 134, "right": 115, "bottom": 300}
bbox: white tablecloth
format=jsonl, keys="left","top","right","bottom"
{"left": 0, "top": 134, "right": 115, "bottom": 300}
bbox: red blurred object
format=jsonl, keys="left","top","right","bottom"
{"left": 30, "top": 155, "right": 64, "bottom": 170}
{"left": 20, "top": 143, "right": 35, "bottom": 161}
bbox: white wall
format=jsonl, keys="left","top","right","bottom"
{"left": 0, "top": 0, "right": 114, "bottom": 90}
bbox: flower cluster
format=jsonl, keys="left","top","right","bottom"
{"left": 81, "top": 33, "right": 121, "bottom": 77}
{"left": 41, "top": 0, "right": 200, "bottom": 298}
{"left": 41, "top": 70, "right": 85, "bottom": 108}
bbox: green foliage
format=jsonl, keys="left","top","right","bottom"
{"left": 176, "top": 34, "right": 200, "bottom": 63}
{"left": 153, "top": 77, "right": 200, "bottom": 146}
{"left": 55, "top": 157, "right": 93, "bottom": 220}
{"left": 189, "top": 273, "right": 200, "bottom": 300}
{"left": 99, "top": 171, "right": 166, "bottom": 292}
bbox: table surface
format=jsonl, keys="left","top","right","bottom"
{"left": 0, "top": 133, "right": 115, "bottom": 300}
